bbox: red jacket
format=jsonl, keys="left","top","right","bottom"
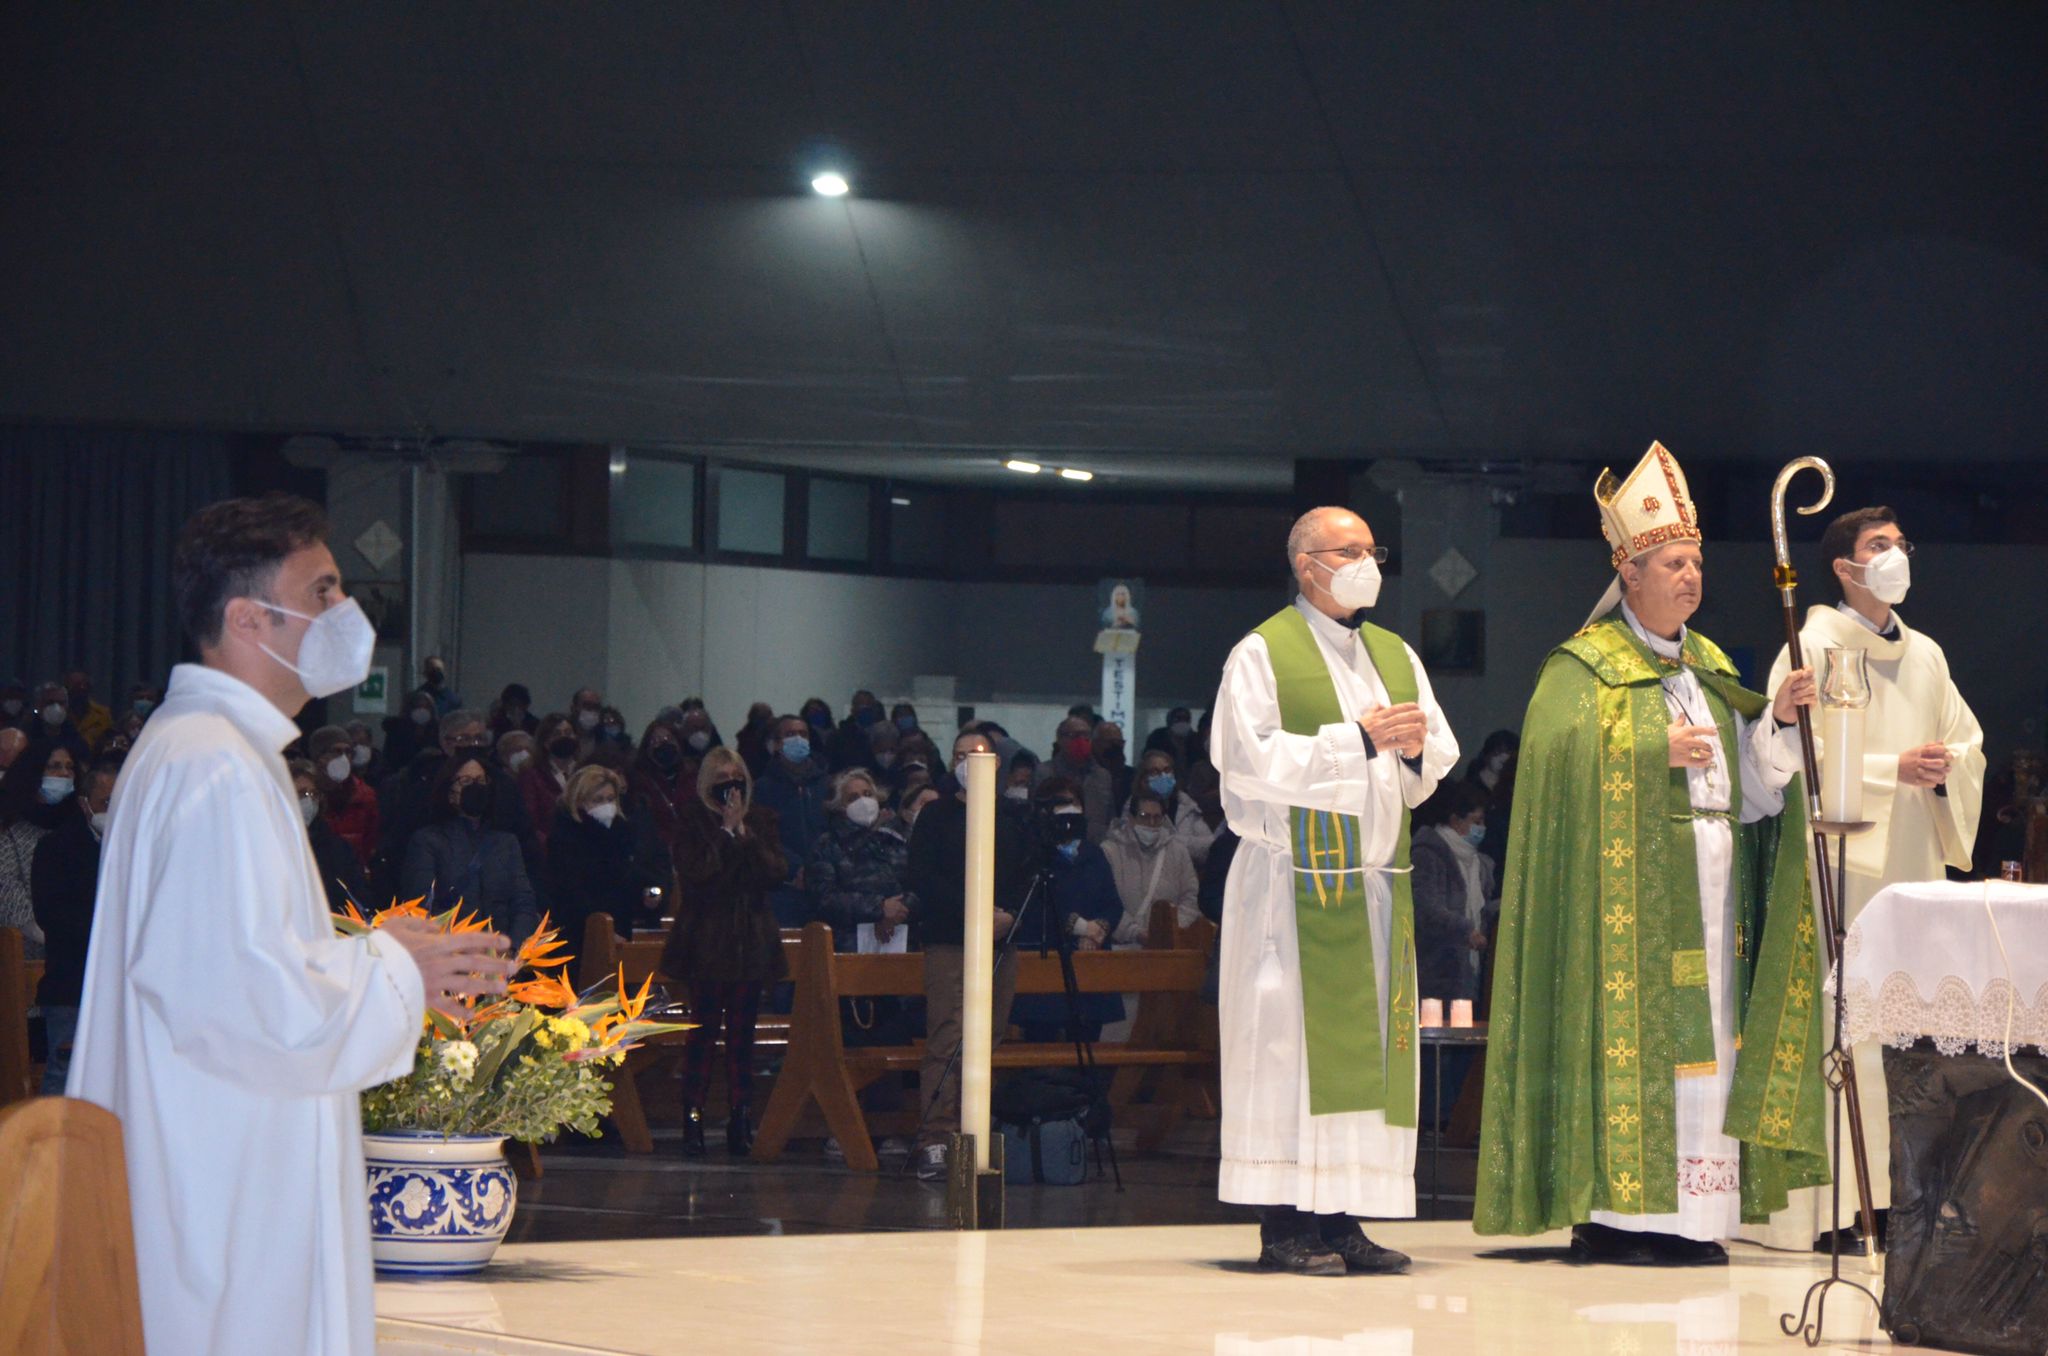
{"left": 327, "top": 777, "right": 382, "bottom": 870}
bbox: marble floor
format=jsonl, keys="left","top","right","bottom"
{"left": 375, "top": 1221, "right": 1894, "bottom": 1356}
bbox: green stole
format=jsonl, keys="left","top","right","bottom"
{"left": 1253, "top": 606, "right": 1420, "bottom": 1124}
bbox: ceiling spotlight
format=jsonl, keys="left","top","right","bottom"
{"left": 1004, "top": 459, "right": 1042, "bottom": 475}
{"left": 1057, "top": 467, "right": 1094, "bottom": 482}
{"left": 890, "top": 496, "right": 911, "bottom": 507}
{"left": 810, "top": 172, "right": 850, "bottom": 198}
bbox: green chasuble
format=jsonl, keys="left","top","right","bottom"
{"left": 1252, "top": 606, "right": 1419, "bottom": 1125}
{"left": 1473, "top": 615, "right": 1829, "bottom": 1233}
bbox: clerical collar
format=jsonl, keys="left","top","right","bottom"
{"left": 1294, "top": 595, "right": 1359, "bottom": 647}
{"left": 1836, "top": 601, "right": 1899, "bottom": 641}
{"left": 1619, "top": 600, "right": 1686, "bottom": 662}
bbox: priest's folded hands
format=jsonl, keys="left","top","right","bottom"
{"left": 1357, "top": 701, "right": 1428, "bottom": 757}
{"left": 381, "top": 914, "right": 518, "bottom": 1015}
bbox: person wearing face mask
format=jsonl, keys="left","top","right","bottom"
{"left": 519, "top": 713, "right": 580, "bottom": 855}
{"left": 308, "top": 724, "right": 381, "bottom": 871}
{"left": 0, "top": 678, "right": 31, "bottom": 733}
{"left": 890, "top": 702, "right": 921, "bottom": 738}
{"left": 1144, "top": 705, "right": 1203, "bottom": 772}
{"left": 32, "top": 681, "right": 93, "bottom": 764}
{"left": 753, "top": 713, "right": 832, "bottom": 927}
{"left": 31, "top": 759, "right": 119, "bottom": 1093}
{"left": 495, "top": 729, "right": 537, "bottom": 780}
{"left": 565, "top": 686, "right": 605, "bottom": 756}
{"left": 0, "top": 740, "right": 80, "bottom": 958}
{"left": 1101, "top": 788, "right": 1202, "bottom": 949}
{"left": 826, "top": 689, "right": 884, "bottom": 771}
{"left": 1410, "top": 780, "right": 1498, "bottom": 1007}
{"left": 664, "top": 748, "right": 789, "bottom": 1157}
{"left": 1462, "top": 729, "right": 1520, "bottom": 874}
{"left": 413, "top": 655, "right": 461, "bottom": 717}
{"left": 1135, "top": 748, "right": 1215, "bottom": 868}
{"left": 1008, "top": 781, "right": 1126, "bottom": 1044}
{"left": 374, "top": 708, "right": 504, "bottom": 898}
{"left": 1743, "top": 507, "right": 1986, "bottom": 1255}
{"left": 401, "top": 755, "right": 538, "bottom": 943}
{"left": 1092, "top": 720, "right": 1136, "bottom": 817}
{"left": 547, "top": 766, "right": 662, "bottom": 945}
{"left": 380, "top": 689, "right": 442, "bottom": 775}
{"left": 1001, "top": 749, "right": 1040, "bottom": 810}
{"left": 596, "top": 704, "right": 632, "bottom": 751}
{"left": 625, "top": 718, "right": 689, "bottom": 864}
{"left": 489, "top": 683, "right": 538, "bottom": 738}
{"left": 1210, "top": 504, "right": 1464, "bottom": 1277}
{"left": 807, "top": 769, "right": 912, "bottom": 952}
{"left": 291, "top": 758, "right": 372, "bottom": 915}
{"left": 67, "top": 493, "right": 514, "bottom": 1356}
{"left": 734, "top": 700, "right": 777, "bottom": 778}
{"left": 1038, "top": 714, "right": 1115, "bottom": 843}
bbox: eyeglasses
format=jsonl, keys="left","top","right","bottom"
{"left": 1132, "top": 813, "right": 1168, "bottom": 827}
{"left": 1306, "top": 545, "right": 1390, "bottom": 564}
{"left": 1859, "top": 538, "right": 1914, "bottom": 558}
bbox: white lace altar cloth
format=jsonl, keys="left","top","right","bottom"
{"left": 1833, "top": 880, "right": 2048, "bottom": 1059}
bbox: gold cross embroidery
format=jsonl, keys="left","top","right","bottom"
{"left": 1797, "top": 913, "right": 1816, "bottom": 944}
{"left": 1787, "top": 978, "right": 1813, "bottom": 1010}
{"left": 1603, "top": 771, "right": 1634, "bottom": 803}
{"left": 1602, "top": 838, "right": 1634, "bottom": 869}
{"left": 1761, "top": 1108, "right": 1793, "bottom": 1139}
{"left": 1774, "top": 1041, "right": 1802, "bottom": 1073}
{"left": 1603, "top": 903, "right": 1635, "bottom": 935}
{"left": 1605, "top": 1038, "right": 1638, "bottom": 1068}
{"left": 1605, "top": 971, "right": 1637, "bottom": 1001}
{"left": 1608, "top": 1103, "right": 1641, "bottom": 1134}
{"left": 1612, "top": 1171, "right": 1642, "bottom": 1204}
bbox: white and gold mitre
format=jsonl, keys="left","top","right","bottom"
{"left": 1594, "top": 440, "right": 1702, "bottom": 570}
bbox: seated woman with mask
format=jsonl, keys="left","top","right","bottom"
{"left": 401, "top": 755, "right": 538, "bottom": 944}
{"left": 807, "top": 768, "right": 911, "bottom": 952}
{"left": 549, "top": 765, "right": 664, "bottom": 943}
{"left": 1100, "top": 787, "right": 1201, "bottom": 947}
{"left": 1133, "top": 748, "right": 1214, "bottom": 869}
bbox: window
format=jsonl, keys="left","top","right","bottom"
{"left": 469, "top": 455, "right": 565, "bottom": 539}
{"left": 806, "top": 477, "right": 871, "bottom": 563}
{"left": 715, "top": 467, "right": 786, "bottom": 555}
{"left": 614, "top": 453, "right": 697, "bottom": 552}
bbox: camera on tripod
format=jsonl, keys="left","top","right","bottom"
{"left": 1028, "top": 800, "right": 1090, "bottom": 861}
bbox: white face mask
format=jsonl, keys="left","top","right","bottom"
{"left": 686, "top": 730, "right": 711, "bottom": 752}
{"left": 1309, "top": 554, "right": 1382, "bottom": 610}
{"left": 506, "top": 750, "right": 531, "bottom": 772}
{"left": 1133, "top": 824, "right": 1165, "bottom": 849}
{"left": 845, "top": 794, "right": 881, "bottom": 828}
{"left": 41, "top": 703, "right": 67, "bottom": 726}
{"left": 351, "top": 744, "right": 373, "bottom": 768}
{"left": 1851, "top": 547, "right": 1911, "bottom": 606}
{"left": 324, "top": 754, "right": 352, "bottom": 783}
{"left": 409, "top": 706, "right": 433, "bottom": 726}
{"left": 587, "top": 801, "right": 619, "bottom": 827}
{"left": 90, "top": 810, "right": 109, "bottom": 836}
{"left": 249, "top": 597, "right": 377, "bottom": 699}
{"left": 1003, "top": 785, "right": 1031, "bottom": 802}
{"left": 298, "top": 794, "right": 320, "bottom": 825}
{"left": 576, "top": 708, "right": 601, "bottom": 731}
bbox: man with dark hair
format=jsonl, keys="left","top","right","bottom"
{"left": 1743, "top": 506, "right": 1985, "bottom": 1253}
{"left": 756, "top": 713, "right": 831, "bottom": 927}
{"left": 31, "top": 758, "right": 118, "bottom": 1094}
{"left": 68, "top": 492, "right": 513, "bottom": 1356}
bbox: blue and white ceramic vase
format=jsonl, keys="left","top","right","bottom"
{"left": 364, "top": 1131, "right": 517, "bottom": 1276}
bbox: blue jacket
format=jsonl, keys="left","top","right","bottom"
{"left": 754, "top": 757, "right": 831, "bottom": 927}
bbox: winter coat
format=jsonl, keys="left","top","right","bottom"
{"left": 807, "top": 814, "right": 910, "bottom": 950}
{"left": 400, "top": 815, "right": 538, "bottom": 943}
{"left": 662, "top": 801, "right": 790, "bottom": 987}
{"left": 1098, "top": 819, "right": 1201, "bottom": 946}
{"left": 547, "top": 806, "right": 664, "bottom": 946}
{"left": 754, "top": 757, "right": 831, "bottom": 927}
{"left": 1411, "top": 826, "right": 1499, "bottom": 1004}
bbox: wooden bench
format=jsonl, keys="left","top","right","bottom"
{"left": 575, "top": 915, "right": 793, "bottom": 1153}
{"left": 752, "top": 918, "right": 1217, "bottom": 1172}
{"left": 0, "top": 929, "right": 38, "bottom": 1108}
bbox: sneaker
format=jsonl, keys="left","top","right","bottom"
{"left": 914, "top": 1142, "right": 949, "bottom": 1183}
{"left": 1322, "top": 1230, "right": 1411, "bottom": 1275}
{"left": 876, "top": 1136, "right": 910, "bottom": 1159}
{"left": 1256, "top": 1235, "right": 1346, "bottom": 1276}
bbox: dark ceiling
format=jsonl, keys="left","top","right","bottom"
{"left": 4, "top": 3, "right": 2044, "bottom": 489}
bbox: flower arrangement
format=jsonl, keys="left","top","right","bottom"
{"left": 335, "top": 899, "right": 689, "bottom": 1144}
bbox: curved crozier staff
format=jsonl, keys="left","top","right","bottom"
{"left": 1770, "top": 455, "right": 1880, "bottom": 1247}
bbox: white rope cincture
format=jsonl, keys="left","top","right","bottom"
{"left": 1982, "top": 880, "right": 2048, "bottom": 1116}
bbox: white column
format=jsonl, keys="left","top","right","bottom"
{"left": 960, "top": 750, "right": 999, "bottom": 1171}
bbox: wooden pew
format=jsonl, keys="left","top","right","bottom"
{"left": 0, "top": 1098, "right": 146, "bottom": 1355}
{"left": 0, "top": 928, "right": 32, "bottom": 1108}
{"left": 752, "top": 921, "right": 1216, "bottom": 1172}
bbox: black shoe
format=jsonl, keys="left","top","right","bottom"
{"left": 1646, "top": 1235, "right": 1728, "bottom": 1266}
{"left": 726, "top": 1110, "right": 754, "bottom": 1158}
{"left": 1569, "top": 1223, "right": 1657, "bottom": 1265}
{"left": 1323, "top": 1230, "right": 1411, "bottom": 1275}
{"left": 1257, "top": 1235, "right": 1347, "bottom": 1277}
{"left": 681, "top": 1105, "right": 706, "bottom": 1158}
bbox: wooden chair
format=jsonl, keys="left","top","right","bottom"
{"left": 0, "top": 928, "right": 33, "bottom": 1108}
{"left": 0, "top": 1097, "right": 146, "bottom": 1355}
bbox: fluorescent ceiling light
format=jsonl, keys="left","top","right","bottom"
{"left": 810, "top": 172, "right": 850, "bottom": 197}
{"left": 1058, "top": 467, "right": 1094, "bottom": 482}
{"left": 1004, "top": 459, "right": 1042, "bottom": 474}
{"left": 890, "top": 496, "right": 911, "bottom": 507}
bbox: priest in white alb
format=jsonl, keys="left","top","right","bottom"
{"left": 1211, "top": 506, "right": 1459, "bottom": 1275}
{"left": 68, "top": 494, "right": 514, "bottom": 1356}
{"left": 1744, "top": 506, "right": 1985, "bottom": 1252}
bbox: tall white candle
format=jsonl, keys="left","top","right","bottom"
{"left": 960, "top": 750, "right": 999, "bottom": 1172}
{"left": 1821, "top": 705, "right": 1865, "bottom": 824}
